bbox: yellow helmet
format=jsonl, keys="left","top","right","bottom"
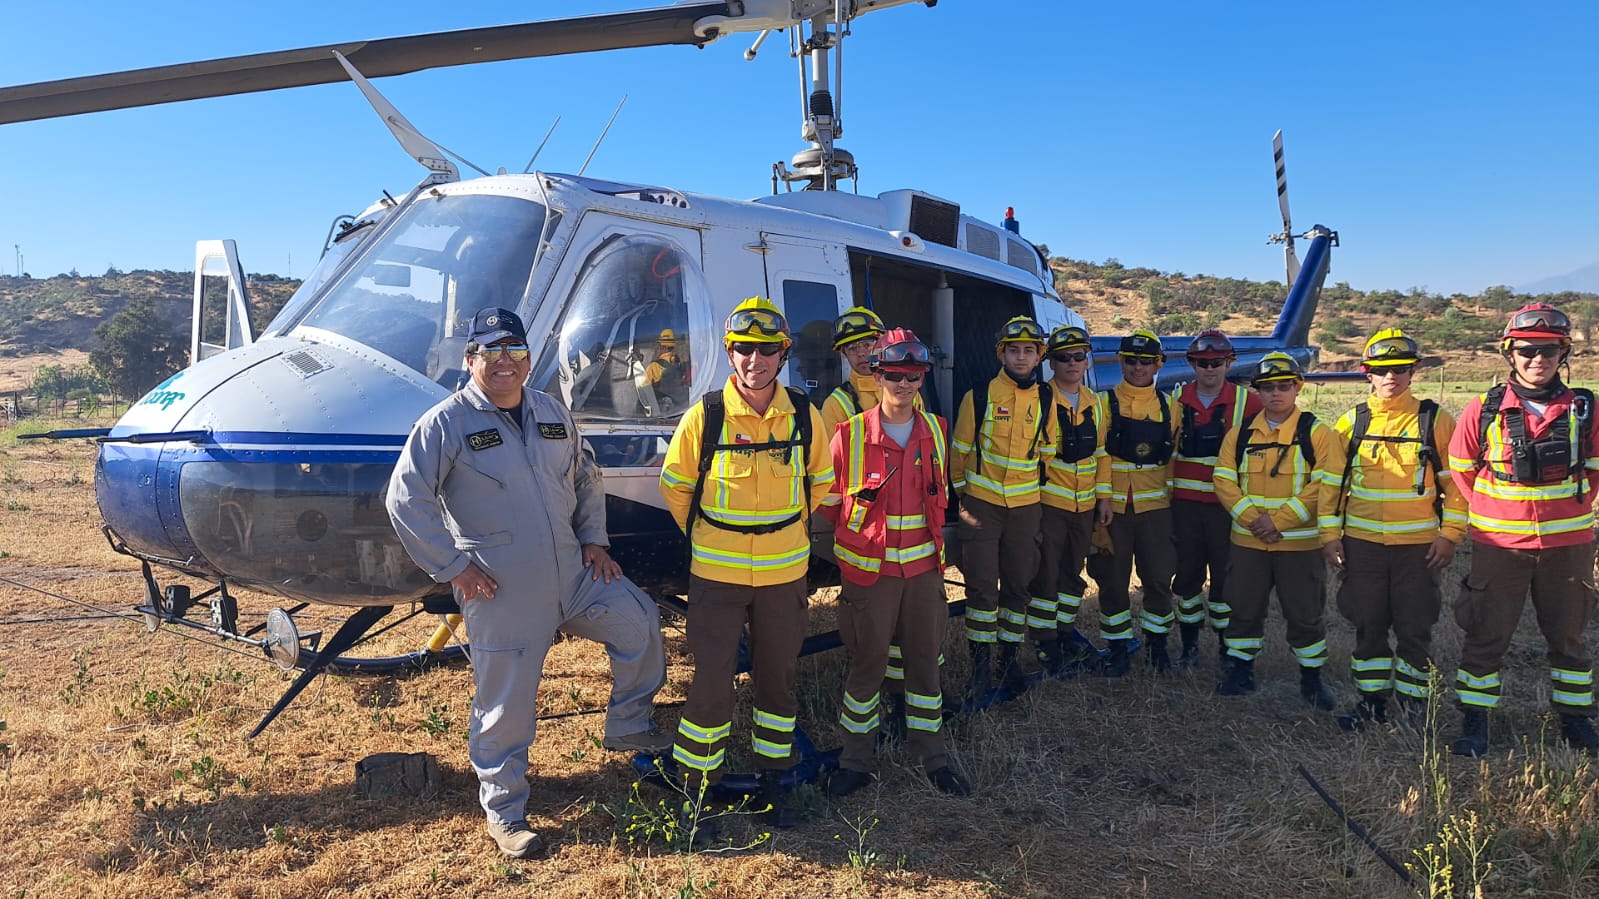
{"left": 995, "top": 315, "right": 1047, "bottom": 350}
{"left": 1362, "top": 328, "right": 1419, "bottom": 367}
{"left": 1251, "top": 351, "right": 1303, "bottom": 385}
{"left": 724, "top": 296, "right": 791, "bottom": 346}
{"left": 1118, "top": 329, "right": 1163, "bottom": 363}
{"left": 832, "top": 306, "right": 886, "bottom": 350}
{"left": 657, "top": 328, "right": 678, "bottom": 346}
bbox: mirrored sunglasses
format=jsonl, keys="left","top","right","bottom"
{"left": 879, "top": 371, "right": 924, "bottom": 384}
{"left": 1512, "top": 344, "right": 1564, "bottom": 360}
{"left": 472, "top": 343, "right": 530, "bottom": 362}
{"left": 730, "top": 341, "right": 784, "bottom": 357}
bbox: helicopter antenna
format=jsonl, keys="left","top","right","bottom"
{"left": 522, "top": 116, "right": 562, "bottom": 174}
{"left": 331, "top": 50, "right": 464, "bottom": 183}
{"left": 1267, "top": 129, "right": 1301, "bottom": 285}
{"left": 578, "top": 95, "right": 628, "bottom": 177}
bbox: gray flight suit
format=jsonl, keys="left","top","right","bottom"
{"left": 386, "top": 381, "right": 666, "bottom": 826}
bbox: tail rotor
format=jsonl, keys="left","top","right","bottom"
{"left": 1269, "top": 129, "right": 1300, "bottom": 284}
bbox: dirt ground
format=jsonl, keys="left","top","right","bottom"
{"left": 1, "top": 381, "right": 1597, "bottom": 898}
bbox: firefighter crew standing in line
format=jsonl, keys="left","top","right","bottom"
{"left": 1445, "top": 303, "right": 1599, "bottom": 757}
{"left": 1170, "top": 330, "right": 1261, "bottom": 666}
{"left": 950, "top": 316, "right": 1056, "bottom": 699}
{"left": 822, "top": 328, "right": 972, "bottom": 798}
{"left": 1028, "top": 324, "right": 1107, "bottom": 676}
{"left": 1323, "top": 329, "right": 1466, "bottom": 730}
{"left": 1095, "top": 330, "right": 1181, "bottom": 676}
{"left": 386, "top": 308, "right": 671, "bottom": 859}
{"left": 820, "top": 306, "right": 889, "bottom": 434}
{"left": 1212, "top": 352, "right": 1345, "bottom": 706}
{"left": 659, "top": 297, "right": 835, "bottom": 830}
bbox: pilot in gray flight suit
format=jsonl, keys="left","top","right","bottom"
{"left": 386, "top": 307, "right": 669, "bottom": 859}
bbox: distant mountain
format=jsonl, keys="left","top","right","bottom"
{"left": 1518, "top": 260, "right": 1599, "bottom": 295}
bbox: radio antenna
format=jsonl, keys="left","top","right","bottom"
{"left": 522, "top": 116, "right": 561, "bottom": 174}
{"left": 578, "top": 95, "right": 627, "bottom": 177}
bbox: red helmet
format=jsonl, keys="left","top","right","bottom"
{"left": 1502, "top": 303, "right": 1571, "bottom": 343}
{"left": 1186, "top": 329, "right": 1235, "bottom": 360}
{"left": 871, "top": 328, "right": 933, "bottom": 372}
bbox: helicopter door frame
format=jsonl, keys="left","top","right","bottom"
{"left": 191, "top": 239, "right": 255, "bottom": 365}
{"left": 759, "top": 234, "right": 851, "bottom": 399}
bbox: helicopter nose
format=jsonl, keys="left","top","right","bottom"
{"left": 96, "top": 442, "right": 214, "bottom": 575}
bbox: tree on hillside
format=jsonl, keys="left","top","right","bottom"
{"left": 90, "top": 299, "right": 186, "bottom": 399}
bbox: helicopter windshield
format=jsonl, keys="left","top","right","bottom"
{"left": 293, "top": 194, "right": 546, "bottom": 386}
{"left": 535, "top": 231, "right": 714, "bottom": 422}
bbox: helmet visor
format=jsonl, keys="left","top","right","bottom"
{"left": 1253, "top": 355, "right": 1301, "bottom": 382}
{"left": 833, "top": 310, "right": 885, "bottom": 348}
{"left": 1364, "top": 335, "right": 1419, "bottom": 365}
{"left": 1509, "top": 306, "right": 1571, "bottom": 337}
{"left": 1048, "top": 325, "right": 1090, "bottom": 352}
{"left": 726, "top": 307, "right": 789, "bottom": 339}
{"left": 999, "top": 319, "right": 1046, "bottom": 343}
{"left": 874, "top": 339, "right": 933, "bottom": 370}
{"left": 1187, "top": 332, "right": 1234, "bottom": 358}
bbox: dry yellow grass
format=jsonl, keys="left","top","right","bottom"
{"left": 1, "top": 380, "right": 1597, "bottom": 897}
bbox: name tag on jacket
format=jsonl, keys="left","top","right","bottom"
{"left": 467, "top": 429, "right": 503, "bottom": 451}
{"left": 538, "top": 422, "right": 569, "bottom": 440}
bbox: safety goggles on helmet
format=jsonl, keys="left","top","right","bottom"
{"left": 725, "top": 306, "right": 789, "bottom": 341}
{"left": 832, "top": 309, "right": 886, "bottom": 350}
{"left": 872, "top": 338, "right": 933, "bottom": 371}
{"left": 1505, "top": 305, "right": 1571, "bottom": 339}
{"left": 997, "top": 317, "right": 1047, "bottom": 344}
{"left": 1251, "top": 354, "right": 1302, "bottom": 384}
{"left": 1047, "top": 325, "right": 1091, "bottom": 353}
{"left": 1363, "top": 334, "right": 1420, "bottom": 367}
{"left": 1186, "top": 330, "right": 1234, "bottom": 359}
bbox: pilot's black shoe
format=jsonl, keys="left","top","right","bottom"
{"left": 827, "top": 767, "right": 875, "bottom": 798}
{"left": 1560, "top": 715, "right": 1599, "bottom": 756}
{"left": 927, "top": 766, "right": 972, "bottom": 797}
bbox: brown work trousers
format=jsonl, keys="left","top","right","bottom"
{"left": 1226, "top": 545, "right": 1327, "bottom": 666}
{"left": 1336, "top": 539, "right": 1441, "bottom": 696}
{"left": 674, "top": 575, "right": 809, "bottom": 785}
{"left": 1171, "top": 499, "right": 1235, "bottom": 630}
{"left": 1100, "top": 505, "right": 1177, "bottom": 639}
{"left": 1032, "top": 505, "right": 1096, "bottom": 634}
{"left": 956, "top": 495, "right": 1042, "bottom": 644}
{"left": 837, "top": 569, "right": 950, "bottom": 772}
{"left": 1456, "top": 540, "right": 1597, "bottom": 716}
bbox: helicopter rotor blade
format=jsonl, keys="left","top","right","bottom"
{"left": 0, "top": 3, "right": 730, "bottom": 126}
{"left": 1272, "top": 129, "right": 1301, "bottom": 284}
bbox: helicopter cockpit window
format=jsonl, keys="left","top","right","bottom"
{"left": 292, "top": 195, "right": 546, "bottom": 386}
{"left": 535, "top": 232, "right": 712, "bottom": 422}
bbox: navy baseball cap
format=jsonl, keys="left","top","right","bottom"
{"left": 467, "top": 308, "right": 527, "bottom": 344}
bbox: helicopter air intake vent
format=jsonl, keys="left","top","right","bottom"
{"left": 1006, "top": 235, "right": 1039, "bottom": 275}
{"left": 908, "top": 195, "right": 959, "bottom": 248}
{"left": 965, "top": 223, "right": 1001, "bottom": 261}
{"left": 282, "top": 350, "right": 332, "bottom": 379}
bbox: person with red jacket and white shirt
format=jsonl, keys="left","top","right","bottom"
{"left": 822, "top": 328, "right": 971, "bottom": 798}
{"left": 1447, "top": 303, "right": 1599, "bottom": 757}
{"left": 1170, "top": 330, "right": 1261, "bottom": 665}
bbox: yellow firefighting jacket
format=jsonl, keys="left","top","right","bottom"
{"left": 660, "top": 377, "right": 835, "bottom": 586}
{"left": 1041, "top": 383, "right": 1106, "bottom": 512}
{"left": 1323, "top": 391, "right": 1468, "bottom": 546}
{"left": 951, "top": 373, "right": 1057, "bottom": 508}
{"left": 1215, "top": 407, "right": 1345, "bottom": 551}
{"left": 821, "top": 371, "right": 882, "bottom": 437}
{"left": 1095, "top": 383, "right": 1180, "bottom": 512}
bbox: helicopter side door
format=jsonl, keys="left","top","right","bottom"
{"left": 759, "top": 234, "right": 852, "bottom": 403}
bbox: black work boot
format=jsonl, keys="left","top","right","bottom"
{"left": 1299, "top": 667, "right": 1335, "bottom": 711}
{"left": 1560, "top": 715, "right": 1599, "bottom": 756}
{"left": 964, "top": 640, "right": 993, "bottom": 704}
{"left": 997, "top": 643, "right": 1028, "bottom": 694}
{"left": 757, "top": 771, "right": 800, "bottom": 828}
{"left": 1216, "top": 656, "right": 1255, "bottom": 695}
{"left": 1035, "top": 637, "right": 1065, "bottom": 677}
{"left": 1145, "top": 633, "right": 1172, "bottom": 675}
{"left": 1450, "top": 709, "right": 1489, "bottom": 757}
{"left": 1176, "top": 623, "right": 1201, "bottom": 668}
{"left": 1102, "top": 640, "right": 1131, "bottom": 678}
{"left": 927, "top": 765, "right": 972, "bottom": 796}
{"left": 1337, "top": 695, "right": 1389, "bottom": 732}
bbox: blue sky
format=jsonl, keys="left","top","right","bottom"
{"left": 1, "top": 1, "right": 1594, "bottom": 296}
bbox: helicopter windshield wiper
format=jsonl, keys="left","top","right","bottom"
{"left": 98, "top": 430, "right": 211, "bottom": 445}
{"left": 16, "top": 427, "right": 113, "bottom": 441}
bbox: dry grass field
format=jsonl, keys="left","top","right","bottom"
{"left": 2, "top": 377, "right": 1598, "bottom": 898}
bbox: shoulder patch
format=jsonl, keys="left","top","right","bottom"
{"left": 467, "top": 428, "right": 503, "bottom": 451}
{"left": 537, "top": 422, "right": 569, "bottom": 440}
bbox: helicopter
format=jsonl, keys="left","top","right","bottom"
{"left": 5, "top": 0, "right": 1337, "bottom": 737}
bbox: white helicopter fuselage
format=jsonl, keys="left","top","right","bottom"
{"left": 97, "top": 171, "right": 1081, "bottom": 606}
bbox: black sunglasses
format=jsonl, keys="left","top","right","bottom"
{"left": 1192, "top": 359, "right": 1227, "bottom": 370}
{"left": 880, "top": 371, "right": 924, "bottom": 383}
{"left": 1051, "top": 351, "right": 1089, "bottom": 363}
{"left": 730, "top": 341, "right": 784, "bottom": 357}
{"left": 1512, "top": 344, "right": 1564, "bottom": 360}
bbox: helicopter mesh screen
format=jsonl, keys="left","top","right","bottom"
{"left": 909, "top": 195, "right": 959, "bottom": 248}
{"left": 1006, "top": 235, "right": 1039, "bottom": 275}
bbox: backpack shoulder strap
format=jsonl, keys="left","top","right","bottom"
{"left": 1295, "top": 410, "right": 1317, "bottom": 468}
{"left": 1235, "top": 411, "right": 1260, "bottom": 467}
{"left": 785, "top": 386, "right": 815, "bottom": 517}
{"left": 1477, "top": 384, "right": 1507, "bottom": 464}
{"left": 688, "top": 391, "right": 726, "bottom": 535}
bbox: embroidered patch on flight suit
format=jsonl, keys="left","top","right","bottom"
{"left": 467, "top": 429, "right": 503, "bottom": 451}
{"left": 538, "top": 422, "right": 569, "bottom": 439}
